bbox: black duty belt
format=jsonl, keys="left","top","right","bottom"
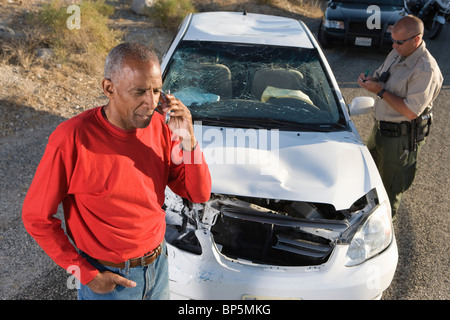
{"left": 378, "top": 120, "right": 410, "bottom": 137}
{"left": 377, "top": 111, "right": 433, "bottom": 151}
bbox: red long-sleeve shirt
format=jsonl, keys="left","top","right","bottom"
{"left": 22, "top": 106, "right": 211, "bottom": 285}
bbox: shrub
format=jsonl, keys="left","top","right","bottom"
{"left": 31, "top": 0, "right": 121, "bottom": 73}
{"left": 150, "top": 0, "right": 196, "bottom": 30}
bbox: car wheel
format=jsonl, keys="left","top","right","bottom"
{"left": 428, "top": 20, "right": 443, "bottom": 40}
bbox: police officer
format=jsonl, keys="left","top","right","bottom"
{"left": 358, "top": 15, "right": 443, "bottom": 219}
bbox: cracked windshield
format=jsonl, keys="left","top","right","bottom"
{"left": 162, "top": 41, "right": 346, "bottom": 131}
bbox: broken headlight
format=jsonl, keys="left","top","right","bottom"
{"left": 345, "top": 201, "right": 393, "bottom": 267}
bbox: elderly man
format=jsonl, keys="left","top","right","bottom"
{"left": 22, "top": 42, "right": 211, "bottom": 299}
{"left": 358, "top": 15, "right": 443, "bottom": 219}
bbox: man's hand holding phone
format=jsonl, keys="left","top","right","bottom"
{"left": 159, "top": 90, "right": 197, "bottom": 151}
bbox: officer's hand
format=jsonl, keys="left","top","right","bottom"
{"left": 87, "top": 271, "right": 136, "bottom": 294}
{"left": 358, "top": 75, "right": 382, "bottom": 94}
{"left": 358, "top": 72, "right": 375, "bottom": 83}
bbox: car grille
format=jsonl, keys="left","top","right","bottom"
{"left": 348, "top": 21, "right": 382, "bottom": 35}
{"left": 211, "top": 212, "right": 335, "bottom": 266}
{"left": 273, "top": 234, "right": 333, "bottom": 259}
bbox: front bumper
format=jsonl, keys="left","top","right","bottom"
{"left": 168, "top": 229, "right": 398, "bottom": 300}
{"left": 322, "top": 28, "right": 392, "bottom": 48}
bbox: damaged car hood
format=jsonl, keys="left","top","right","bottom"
{"left": 197, "top": 126, "right": 382, "bottom": 210}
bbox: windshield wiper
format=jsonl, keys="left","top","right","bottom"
{"left": 252, "top": 118, "right": 347, "bottom": 132}
{"left": 193, "top": 116, "right": 347, "bottom": 132}
{"left": 193, "top": 116, "right": 259, "bottom": 128}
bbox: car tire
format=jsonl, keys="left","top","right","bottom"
{"left": 428, "top": 20, "right": 443, "bottom": 40}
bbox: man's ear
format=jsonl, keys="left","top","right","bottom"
{"left": 415, "top": 34, "right": 423, "bottom": 46}
{"left": 102, "top": 78, "right": 115, "bottom": 99}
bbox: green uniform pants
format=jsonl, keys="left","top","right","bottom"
{"left": 367, "top": 124, "right": 424, "bottom": 217}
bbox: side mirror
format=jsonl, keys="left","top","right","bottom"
{"left": 348, "top": 96, "right": 374, "bottom": 116}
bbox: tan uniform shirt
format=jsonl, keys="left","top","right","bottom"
{"left": 373, "top": 41, "right": 443, "bottom": 122}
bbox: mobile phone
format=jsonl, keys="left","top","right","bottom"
{"left": 159, "top": 90, "right": 171, "bottom": 124}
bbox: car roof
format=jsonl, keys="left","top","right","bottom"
{"left": 183, "top": 11, "right": 314, "bottom": 49}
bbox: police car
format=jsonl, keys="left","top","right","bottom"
{"left": 318, "top": 0, "right": 405, "bottom": 49}
{"left": 161, "top": 11, "right": 397, "bottom": 300}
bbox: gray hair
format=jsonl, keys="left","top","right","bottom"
{"left": 104, "top": 42, "right": 159, "bottom": 81}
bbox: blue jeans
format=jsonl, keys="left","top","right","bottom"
{"left": 77, "top": 242, "right": 170, "bottom": 300}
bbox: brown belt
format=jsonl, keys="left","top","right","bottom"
{"left": 96, "top": 243, "right": 163, "bottom": 268}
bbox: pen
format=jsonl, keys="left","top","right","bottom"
{"left": 361, "top": 69, "right": 369, "bottom": 82}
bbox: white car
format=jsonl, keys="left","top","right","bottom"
{"left": 160, "top": 11, "right": 397, "bottom": 300}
